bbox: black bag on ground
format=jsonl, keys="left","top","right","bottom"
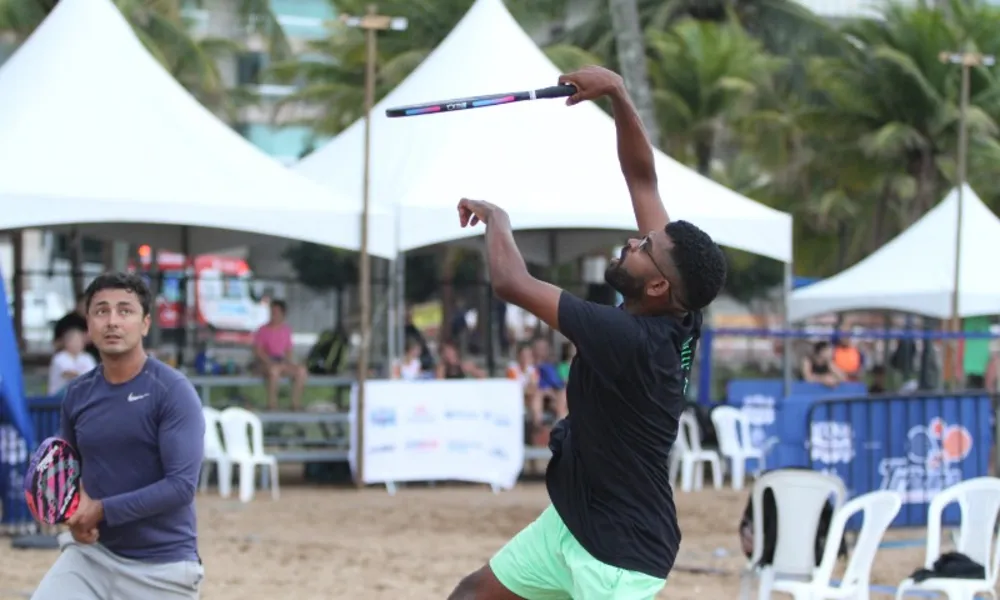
{"left": 910, "top": 552, "right": 986, "bottom": 582}
{"left": 738, "top": 468, "right": 848, "bottom": 566}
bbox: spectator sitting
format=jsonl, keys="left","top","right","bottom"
{"left": 436, "top": 341, "right": 486, "bottom": 380}
{"left": 508, "top": 343, "right": 543, "bottom": 429}
{"left": 48, "top": 327, "right": 97, "bottom": 395}
{"left": 253, "top": 300, "right": 307, "bottom": 410}
{"left": 832, "top": 336, "right": 862, "bottom": 381}
{"left": 393, "top": 339, "right": 426, "bottom": 380}
{"left": 533, "top": 338, "right": 568, "bottom": 421}
{"left": 53, "top": 294, "right": 99, "bottom": 362}
{"left": 802, "top": 341, "right": 845, "bottom": 388}
{"left": 869, "top": 365, "right": 887, "bottom": 394}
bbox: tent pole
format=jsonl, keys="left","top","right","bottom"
{"left": 782, "top": 260, "right": 793, "bottom": 398}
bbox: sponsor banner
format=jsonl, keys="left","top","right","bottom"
{"left": 349, "top": 380, "right": 524, "bottom": 489}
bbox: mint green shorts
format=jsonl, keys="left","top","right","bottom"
{"left": 489, "top": 505, "right": 666, "bottom": 600}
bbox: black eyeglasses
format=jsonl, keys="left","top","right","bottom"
{"left": 637, "top": 235, "right": 689, "bottom": 310}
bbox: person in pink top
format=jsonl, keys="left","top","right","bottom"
{"left": 253, "top": 300, "right": 308, "bottom": 410}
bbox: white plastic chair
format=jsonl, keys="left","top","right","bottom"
{"left": 711, "top": 405, "right": 776, "bottom": 490}
{"left": 199, "top": 407, "right": 233, "bottom": 498}
{"left": 741, "top": 469, "right": 848, "bottom": 600}
{"left": 670, "top": 410, "right": 722, "bottom": 492}
{"left": 218, "top": 407, "right": 280, "bottom": 503}
{"left": 895, "top": 476, "right": 1000, "bottom": 600}
{"left": 773, "top": 490, "right": 902, "bottom": 599}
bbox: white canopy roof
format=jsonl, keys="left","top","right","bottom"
{"left": 0, "top": 0, "right": 393, "bottom": 258}
{"left": 790, "top": 186, "right": 1000, "bottom": 320}
{"left": 295, "top": 0, "right": 792, "bottom": 263}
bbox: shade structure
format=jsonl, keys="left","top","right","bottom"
{"left": 790, "top": 186, "right": 1000, "bottom": 320}
{"left": 294, "top": 0, "right": 792, "bottom": 264}
{"left": 0, "top": 0, "right": 393, "bottom": 258}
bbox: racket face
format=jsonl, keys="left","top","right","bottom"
{"left": 23, "top": 437, "right": 81, "bottom": 525}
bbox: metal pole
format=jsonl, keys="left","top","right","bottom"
{"left": 782, "top": 260, "right": 793, "bottom": 397}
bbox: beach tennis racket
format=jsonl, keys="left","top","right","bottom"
{"left": 23, "top": 437, "right": 81, "bottom": 525}
{"left": 385, "top": 84, "right": 577, "bottom": 118}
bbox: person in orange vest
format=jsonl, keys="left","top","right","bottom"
{"left": 832, "top": 336, "right": 862, "bottom": 381}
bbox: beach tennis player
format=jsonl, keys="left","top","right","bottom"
{"left": 32, "top": 273, "right": 205, "bottom": 600}
{"left": 447, "top": 66, "right": 727, "bottom": 599}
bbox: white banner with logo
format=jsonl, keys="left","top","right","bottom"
{"left": 349, "top": 379, "right": 525, "bottom": 489}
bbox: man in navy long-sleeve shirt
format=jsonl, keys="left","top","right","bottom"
{"left": 32, "top": 272, "right": 205, "bottom": 600}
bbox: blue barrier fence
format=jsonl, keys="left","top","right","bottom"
{"left": 0, "top": 396, "right": 61, "bottom": 533}
{"left": 807, "top": 392, "right": 994, "bottom": 528}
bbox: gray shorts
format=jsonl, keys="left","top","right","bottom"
{"left": 31, "top": 532, "right": 204, "bottom": 600}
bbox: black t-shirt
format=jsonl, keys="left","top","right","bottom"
{"left": 546, "top": 292, "right": 700, "bottom": 579}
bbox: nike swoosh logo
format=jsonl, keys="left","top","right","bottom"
{"left": 127, "top": 393, "right": 150, "bottom": 402}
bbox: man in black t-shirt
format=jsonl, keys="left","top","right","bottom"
{"left": 447, "top": 67, "right": 728, "bottom": 600}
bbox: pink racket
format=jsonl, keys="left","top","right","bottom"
{"left": 23, "top": 437, "right": 81, "bottom": 525}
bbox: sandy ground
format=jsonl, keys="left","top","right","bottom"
{"left": 0, "top": 476, "right": 941, "bottom": 599}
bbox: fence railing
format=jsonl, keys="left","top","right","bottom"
{"left": 806, "top": 391, "right": 995, "bottom": 527}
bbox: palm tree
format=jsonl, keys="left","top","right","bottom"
{"left": 608, "top": 0, "right": 660, "bottom": 141}
{"left": 646, "top": 19, "right": 785, "bottom": 174}
{"left": 0, "top": 0, "right": 242, "bottom": 115}
{"left": 268, "top": 0, "right": 592, "bottom": 137}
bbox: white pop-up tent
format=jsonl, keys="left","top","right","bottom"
{"left": 295, "top": 0, "right": 792, "bottom": 264}
{"left": 790, "top": 186, "right": 1000, "bottom": 320}
{"left": 0, "top": 0, "right": 394, "bottom": 259}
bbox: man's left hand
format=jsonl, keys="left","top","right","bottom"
{"left": 66, "top": 486, "right": 104, "bottom": 533}
{"left": 458, "top": 198, "right": 504, "bottom": 227}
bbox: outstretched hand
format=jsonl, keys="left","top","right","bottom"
{"left": 458, "top": 198, "right": 502, "bottom": 228}
{"left": 559, "top": 66, "right": 624, "bottom": 106}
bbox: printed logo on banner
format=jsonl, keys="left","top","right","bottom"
{"left": 408, "top": 405, "right": 435, "bottom": 424}
{"left": 490, "top": 447, "right": 508, "bottom": 460}
{"left": 444, "top": 410, "right": 479, "bottom": 421}
{"left": 448, "top": 441, "right": 482, "bottom": 453}
{"left": 369, "top": 444, "right": 395, "bottom": 455}
{"left": 370, "top": 407, "right": 397, "bottom": 427}
{"left": 879, "top": 417, "right": 973, "bottom": 503}
{"left": 741, "top": 394, "right": 776, "bottom": 448}
{"left": 405, "top": 439, "right": 439, "bottom": 451}
{"left": 0, "top": 425, "right": 28, "bottom": 465}
{"left": 810, "top": 421, "right": 855, "bottom": 464}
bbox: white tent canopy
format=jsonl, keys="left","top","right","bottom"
{"left": 790, "top": 186, "right": 1000, "bottom": 320}
{"left": 0, "top": 0, "right": 393, "bottom": 259}
{"left": 295, "top": 0, "right": 792, "bottom": 264}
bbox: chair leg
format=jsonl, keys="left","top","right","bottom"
{"left": 681, "top": 458, "right": 695, "bottom": 492}
{"left": 199, "top": 462, "right": 209, "bottom": 494}
{"left": 731, "top": 458, "right": 745, "bottom": 491}
{"left": 217, "top": 460, "right": 233, "bottom": 499}
{"left": 238, "top": 461, "right": 255, "bottom": 503}
{"left": 270, "top": 462, "right": 280, "bottom": 500}
{"left": 694, "top": 460, "right": 704, "bottom": 490}
{"left": 710, "top": 457, "right": 723, "bottom": 489}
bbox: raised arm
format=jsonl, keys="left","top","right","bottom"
{"left": 559, "top": 66, "right": 668, "bottom": 233}
{"left": 458, "top": 198, "right": 644, "bottom": 378}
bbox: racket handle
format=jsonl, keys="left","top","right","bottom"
{"left": 534, "top": 84, "right": 577, "bottom": 99}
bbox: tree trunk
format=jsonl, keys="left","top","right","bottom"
{"left": 607, "top": 0, "right": 661, "bottom": 145}
{"left": 695, "top": 140, "right": 713, "bottom": 176}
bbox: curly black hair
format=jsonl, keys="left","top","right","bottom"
{"left": 665, "top": 220, "right": 727, "bottom": 310}
{"left": 84, "top": 272, "right": 153, "bottom": 316}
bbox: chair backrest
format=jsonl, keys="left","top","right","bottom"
{"left": 924, "top": 476, "right": 1000, "bottom": 584}
{"left": 711, "top": 405, "right": 751, "bottom": 456}
{"left": 813, "top": 491, "right": 902, "bottom": 590}
{"left": 751, "top": 469, "right": 847, "bottom": 576}
{"left": 678, "top": 410, "right": 702, "bottom": 452}
{"left": 219, "top": 407, "right": 264, "bottom": 460}
{"left": 202, "top": 407, "right": 225, "bottom": 457}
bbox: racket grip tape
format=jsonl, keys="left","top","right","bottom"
{"left": 534, "top": 84, "right": 577, "bottom": 99}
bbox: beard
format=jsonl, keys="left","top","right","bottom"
{"left": 604, "top": 259, "right": 645, "bottom": 301}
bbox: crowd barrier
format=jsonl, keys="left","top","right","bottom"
{"left": 0, "top": 396, "right": 60, "bottom": 533}
{"left": 807, "top": 391, "right": 994, "bottom": 527}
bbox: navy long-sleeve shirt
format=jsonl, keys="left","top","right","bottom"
{"left": 60, "top": 357, "right": 204, "bottom": 563}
